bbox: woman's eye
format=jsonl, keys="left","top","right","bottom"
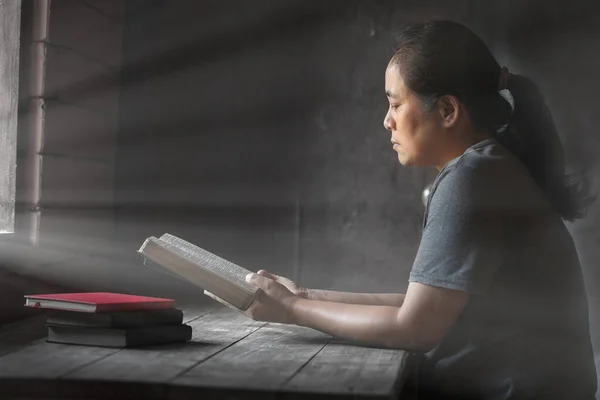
{"left": 390, "top": 104, "right": 399, "bottom": 110}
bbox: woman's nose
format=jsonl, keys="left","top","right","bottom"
{"left": 383, "top": 111, "right": 394, "bottom": 131}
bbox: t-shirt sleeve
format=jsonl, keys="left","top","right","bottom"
{"left": 409, "top": 162, "right": 505, "bottom": 295}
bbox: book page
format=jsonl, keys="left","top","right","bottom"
{"left": 139, "top": 237, "right": 256, "bottom": 310}
{"left": 159, "top": 234, "right": 258, "bottom": 294}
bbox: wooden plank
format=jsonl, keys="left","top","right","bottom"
{"left": 281, "top": 339, "right": 412, "bottom": 399}
{"left": 0, "top": 0, "right": 21, "bottom": 233}
{"left": 169, "top": 323, "right": 331, "bottom": 400}
{"left": 179, "top": 306, "right": 213, "bottom": 324}
{"left": 0, "top": 316, "right": 47, "bottom": 358}
{"left": 58, "top": 307, "right": 265, "bottom": 399}
{"left": 0, "top": 335, "right": 120, "bottom": 398}
{"left": 0, "top": 307, "right": 412, "bottom": 399}
{"left": 0, "top": 306, "right": 210, "bottom": 399}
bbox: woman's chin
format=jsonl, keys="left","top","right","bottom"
{"left": 397, "top": 153, "right": 411, "bottom": 166}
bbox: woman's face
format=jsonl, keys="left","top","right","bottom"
{"left": 383, "top": 64, "right": 446, "bottom": 167}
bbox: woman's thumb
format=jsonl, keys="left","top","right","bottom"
{"left": 257, "top": 270, "right": 278, "bottom": 280}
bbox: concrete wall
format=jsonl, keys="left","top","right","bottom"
{"left": 2, "top": 0, "right": 600, "bottom": 389}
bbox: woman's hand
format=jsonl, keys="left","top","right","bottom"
{"left": 256, "top": 270, "right": 310, "bottom": 299}
{"left": 204, "top": 271, "right": 301, "bottom": 325}
{"left": 244, "top": 272, "right": 301, "bottom": 324}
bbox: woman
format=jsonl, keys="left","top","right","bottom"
{"left": 205, "top": 21, "right": 597, "bottom": 399}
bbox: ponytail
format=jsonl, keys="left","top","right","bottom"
{"left": 495, "top": 73, "right": 595, "bottom": 221}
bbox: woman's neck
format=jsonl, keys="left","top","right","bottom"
{"left": 435, "top": 131, "right": 493, "bottom": 171}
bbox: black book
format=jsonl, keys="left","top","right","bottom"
{"left": 47, "top": 323, "right": 193, "bottom": 348}
{"left": 45, "top": 308, "right": 184, "bottom": 328}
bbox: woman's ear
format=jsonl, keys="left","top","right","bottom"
{"left": 437, "top": 95, "right": 460, "bottom": 128}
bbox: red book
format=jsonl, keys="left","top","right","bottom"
{"left": 24, "top": 292, "right": 176, "bottom": 313}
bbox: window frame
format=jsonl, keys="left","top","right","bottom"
{"left": 0, "top": 0, "right": 22, "bottom": 234}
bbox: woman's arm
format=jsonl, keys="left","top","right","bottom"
{"left": 255, "top": 270, "right": 406, "bottom": 307}
{"left": 238, "top": 274, "right": 469, "bottom": 352}
{"left": 293, "top": 282, "right": 469, "bottom": 351}
{"left": 208, "top": 272, "right": 469, "bottom": 352}
{"left": 307, "top": 289, "right": 406, "bottom": 307}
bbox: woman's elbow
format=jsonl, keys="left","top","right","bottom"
{"left": 382, "top": 331, "right": 440, "bottom": 352}
{"left": 383, "top": 316, "right": 444, "bottom": 352}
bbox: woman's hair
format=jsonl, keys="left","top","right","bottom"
{"left": 391, "top": 20, "right": 594, "bottom": 221}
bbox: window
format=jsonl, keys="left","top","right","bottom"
{"left": 0, "top": 0, "right": 21, "bottom": 233}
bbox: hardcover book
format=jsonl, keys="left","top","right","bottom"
{"left": 45, "top": 308, "right": 184, "bottom": 328}
{"left": 47, "top": 323, "right": 192, "bottom": 348}
{"left": 138, "top": 233, "right": 259, "bottom": 311}
{"left": 24, "top": 292, "right": 176, "bottom": 313}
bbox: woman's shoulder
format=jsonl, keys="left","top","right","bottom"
{"left": 438, "top": 138, "right": 533, "bottom": 186}
{"left": 431, "top": 138, "right": 550, "bottom": 211}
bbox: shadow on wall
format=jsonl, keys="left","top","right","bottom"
{"left": 113, "top": 0, "right": 450, "bottom": 297}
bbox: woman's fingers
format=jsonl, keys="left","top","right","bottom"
{"left": 253, "top": 270, "right": 306, "bottom": 297}
{"left": 257, "top": 270, "right": 279, "bottom": 280}
{"left": 246, "top": 273, "right": 271, "bottom": 290}
{"left": 258, "top": 270, "right": 294, "bottom": 286}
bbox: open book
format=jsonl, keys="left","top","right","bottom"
{"left": 137, "top": 234, "right": 259, "bottom": 311}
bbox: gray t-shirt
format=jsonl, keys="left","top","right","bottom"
{"left": 410, "top": 138, "right": 597, "bottom": 399}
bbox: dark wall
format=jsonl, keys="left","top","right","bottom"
{"left": 115, "top": 0, "right": 600, "bottom": 391}
{"left": 115, "top": 0, "right": 471, "bottom": 293}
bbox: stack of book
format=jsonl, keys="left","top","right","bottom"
{"left": 24, "top": 232, "right": 257, "bottom": 348}
{"left": 24, "top": 292, "right": 192, "bottom": 348}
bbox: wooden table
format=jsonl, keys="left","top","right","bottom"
{"left": 0, "top": 305, "right": 414, "bottom": 399}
